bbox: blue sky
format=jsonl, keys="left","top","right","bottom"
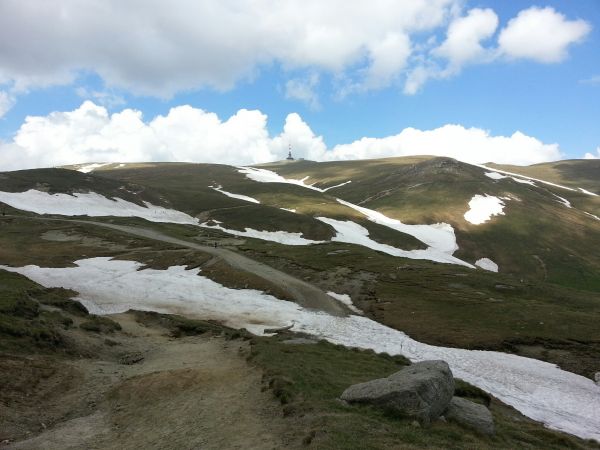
{"left": 0, "top": 0, "right": 599, "bottom": 169}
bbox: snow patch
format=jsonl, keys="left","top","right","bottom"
{"left": 337, "top": 199, "right": 459, "bottom": 255}
{"left": 210, "top": 184, "right": 260, "bottom": 204}
{"left": 484, "top": 171, "right": 535, "bottom": 185}
{"left": 584, "top": 211, "right": 600, "bottom": 221}
{"left": 485, "top": 171, "right": 506, "bottom": 180}
{"left": 77, "top": 163, "right": 110, "bottom": 173}
{"left": 0, "top": 189, "right": 199, "bottom": 225}
{"left": 323, "top": 180, "right": 352, "bottom": 191}
{"left": 238, "top": 166, "right": 350, "bottom": 193}
{"left": 2, "top": 257, "right": 599, "bottom": 442}
{"left": 327, "top": 291, "right": 362, "bottom": 314}
{"left": 280, "top": 208, "right": 297, "bottom": 213}
{"left": 477, "top": 165, "right": 575, "bottom": 192}
{"left": 475, "top": 258, "right": 498, "bottom": 272}
{"left": 464, "top": 195, "right": 506, "bottom": 225}
{"left": 317, "top": 217, "right": 473, "bottom": 267}
{"left": 553, "top": 194, "right": 572, "bottom": 208}
{"left": 579, "top": 188, "right": 598, "bottom": 197}
{"left": 199, "top": 221, "right": 323, "bottom": 246}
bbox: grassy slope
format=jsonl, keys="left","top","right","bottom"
{"left": 250, "top": 334, "right": 599, "bottom": 449}
{"left": 260, "top": 157, "right": 600, "bottom": 291}
{"left": 2, "top": 160, "right": 600, "bottom": 371}
{"left": 2, "top": 274, "right": 595, "bottom": 449}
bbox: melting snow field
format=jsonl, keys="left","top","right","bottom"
{"left": 327, "top": 291, "right": 362, "bottom": 314}
{"left": 210, "top": 185, "right": 260, "bottom": 203}
{"left": 77, "top": 163, "right": 111, "bottom": 173}
{"left": 464, "top": 195, "right": 506, "bottom": 225}
{"left": 337, "top": 199, "right": 459, "bottom": 255}
{"left": 485, "top": 171, "right": 535, "bottom": 186}
{"left": 317, "top": 217, "right": 473, "bottom": 267}
{"left": 0, "top": 189, "right": 200, "bottom": 225}
{"left": 1, "top": 257, "right": 599, "bottom": 442}
{"left": 238, "top": 166, "right": 350, "bottom": 192}
{"left": 474, "top": 258, "right": 499, "bottom": 272}
{"left": 199, "top": 221, "right": 323, "bottom": 246}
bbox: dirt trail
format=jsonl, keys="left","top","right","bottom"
{"left": 6, "top": 313, "right": 292, "bottom": 450}
{"left": 6, "top": 215, "right": 348, "bottom": 316}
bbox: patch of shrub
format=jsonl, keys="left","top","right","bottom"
{"left": 80, "top": 315, "right": 122, "bottom": 333}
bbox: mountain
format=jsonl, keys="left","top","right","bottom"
{"left": 1, "top": 157, "right": 600, "bottom": 448}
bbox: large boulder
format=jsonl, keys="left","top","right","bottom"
{"left": 340, "top": 360, "right": 454, "bottom": 424}
{"left": 444, "top": 396, "right": 495, "bottom": 435}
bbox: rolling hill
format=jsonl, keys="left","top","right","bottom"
{"left": 1, "top": 156, "right": 600, "bottom": 447}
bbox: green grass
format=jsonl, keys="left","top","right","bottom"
{"left": 0, "top": 269, "right": 83, "bottom": 353}
{"left": 248, "top": 335, "right": 598, "bottom": 449}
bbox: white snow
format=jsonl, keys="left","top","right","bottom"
{"left": 317, "top": 217, "right": 473, "bottom": 267}
{"left": 2, "top": 257, "right": 599, "bottom": 442}
{"left": 337, "top": 199, "right": 459, "bottom": 255}
{"left": 280, "top": 208, "right": 297, "bottom": 213}
{"left": 199, "top": 221, "right": 323, "bottom": 246}
{"left": 464, "top": 195, "right": 506, "bottom": 225}
{"left": 77, "top": 162, "right": 110, "bottom": 173}
{"left": 485, "top": 172, "right": 506, "bottom": 180}
{"left": 553, "top": 194, "right": 572, "bottom": 208}
{"left": 484, "top": 171, "right": 535, "bottom": 186}
{"left": 477, "top": 164, "right": 576, "bottom": 192}
{"left": 210, "top": 184, "right": 260, "bottom": 204}
{"left": 579, "top": 188, "right": 598, "bottom": 197}
{"left": 327, "top": 291, "right": 362, "bottom": 314}
{"left": 511, "top": 177, "right": 536, "bottom": 186}
{"left": 584, "top": 211, "right": 600, "bottom": 221}
{"left": 474, "top": 258, "right": 499, "bottom": 272}
{"left": 323, "top": 180, "right": 352, "bottom": 191}
{"left": 0, "top": 189, "right": 200, "bottom": 225}
{"left": 237, "top": 166, "right": 350, "bottom": 193}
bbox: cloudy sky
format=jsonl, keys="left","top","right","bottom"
{"left": 0, "top": 0, "right": 599, "bottom": 170}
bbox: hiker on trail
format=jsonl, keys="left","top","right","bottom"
{"left": 214, "top": 242, "right": 217, "bottom": 248}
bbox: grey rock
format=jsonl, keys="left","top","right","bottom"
{"left": 445, "top": 396, "right": 495, "bottom": 435}
{"left": 594, "top": 372, "right": 600, "bottom": 386}
{"left": 340, "top": 360, "right": 454, "bottom": 425}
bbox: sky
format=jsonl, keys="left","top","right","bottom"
{"left": 0, "top": 0, "right": 599, "bottom": 170}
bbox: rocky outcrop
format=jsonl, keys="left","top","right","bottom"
{"left": 340, "top": 360, "right": 454, "bottom": 425}
{"left": 340, "top": 360, "right": 496, "bottom": 434}
{"left": 444, "top": 396, "right": 495, "bottom": 435}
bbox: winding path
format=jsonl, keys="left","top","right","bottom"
{"left": 4, "top": 215, "right": 348, "bottom": 317}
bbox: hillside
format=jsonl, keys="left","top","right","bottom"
{"left": 1, "top": 156, "right": 600, "bottom": 447}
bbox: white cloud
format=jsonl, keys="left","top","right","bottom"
{"left": 285, "top": 73, "right": 321, "bottom": 109}
{"left": 434, "top": 8, "right": 498, "bottom": 69}
{"left": 584, "top": 147, "right": 600, "bottom": 159}
{"left": 0, "top": 91, "right": 15, "bottom": 118}
{"left": 0, "top": 102, "right": 562, "bottom": 171}
{"left": 322, "top": 125, "right": 561, "bottom": 165}
{"left": 498, "top": 7, "right": 591, "bottom": 63}
{"left": 0, "top": 0, "right": 458, "bottom": 97}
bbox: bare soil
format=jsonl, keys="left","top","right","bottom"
{"left": 1, "top": 313, "right": 293, "bottom": 450}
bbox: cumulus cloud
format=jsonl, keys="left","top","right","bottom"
{"left": 0, "top": 1, "right": 591, "bottom": 102}
{"left": 498, "top": 7, "right": 591, "bottom": 63}
{"left": 584, "top": 147, "right": 600, "bottom": 159}
{"left": 323, "top": 125, "right": 560, "bottom": 165}
{"left": 0, "top": 0, "right": 458, "bottom": 97}
{"left": 434, "top": 8, "right": 499, "bottom": 69}
{"left": 0, "top": 101, "right": 562, "bottom": 171}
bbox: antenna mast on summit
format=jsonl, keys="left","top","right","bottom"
{"left": 286, "top": 143, "right": 294, "bottom": 161}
